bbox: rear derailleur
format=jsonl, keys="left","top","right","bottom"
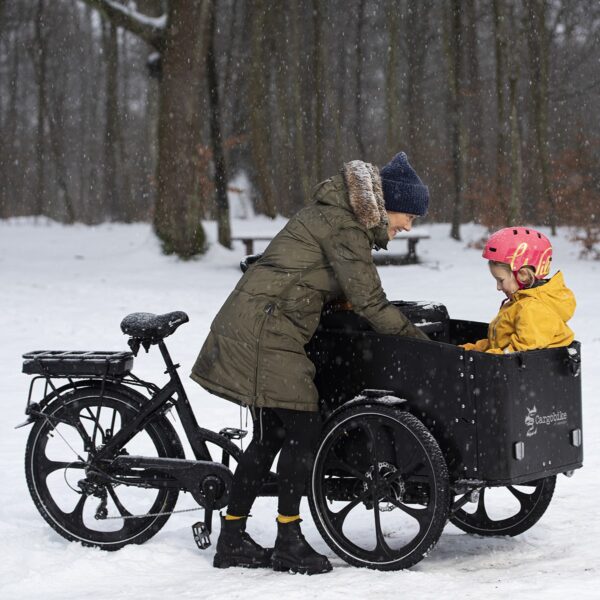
{"left": 77, "top": 479, "right": 108, "bottom": 520}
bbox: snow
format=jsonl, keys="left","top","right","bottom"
{"left": 0, "top": 218, "right": 598, "bottom": 599}
{"left": 103, "top": 0, "right": 167, "bottom": 30}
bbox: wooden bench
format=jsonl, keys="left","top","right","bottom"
{"left": 231, "top": 236, "right": 273, "bottom": 255}
{"left": 373, "top": 232, "right": 430, "bottom": 266}
{"left": 232, "top": 232, "right": 430, "bottom": 265}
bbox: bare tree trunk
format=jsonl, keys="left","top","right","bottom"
{"left": 249, "top": 0, "right": 276, "bottom": 217}
{"left": 446, "top": 0, "right": 465, "bottom": 241}
{"left": 312, "top": 0, "right": 325, "bottom": 181}
{"left": 464, "top": 0, "right": 483, "bottom": 221}
{"left": 102, "top": 19, "right": 119, "bottom": 219}
{"left": 385, "top": 0, "right": 400, "bottom": 157}
{"left": 290, "top": 1, "right": 311, "bottom": 203}
{"left": 493, "top": 0, "right": 508, "bottom": 216}
{"left": 0, "top": 4, "right": 20, "bottom": 217}
{"left": 508, "top": 74, "right": 522, "bottom": 224}
{"left": 47, "top": 105, "right": 76, "bottom": 222}
{"left": 154, "top": 1, "right": 211, "bottom": 256}
{"left": 525, "top": 0, "right": 556, "bottom": 234}
{"left": 118, "top": 29, "right": 135, "bottom": 221}
{"left": 406, "top": 1, "right": 431, "bottom": 170}
{"left": 507, "top": 3, "right": 523, "bottom": 225}
{"left": 81, "top": 0, "right": 210, "bottom": 257}
{"left": 354, "top": 0, "right": 366, "bottom": 158}
{"left": 33, "top": 0, "right": 47, "bottom": 217}
{"left": 206, "top": 0, "right": 231, "bottom": 248}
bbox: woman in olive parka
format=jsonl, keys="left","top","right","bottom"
{"left": 191, "top": 152, "right": 430, "bottom": 574}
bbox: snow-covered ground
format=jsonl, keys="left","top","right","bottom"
{"left": 1, "top": 217, "right": 598, "bottom": 599}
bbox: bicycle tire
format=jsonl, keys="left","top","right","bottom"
{"left": 309, "top": 405, "right": 450, "bottom": 570}
{"left": 450, "top": 476, "right": 556, "bottom": 536}
{"left": 25, "top": 385, "right": 184, "bottom": 550}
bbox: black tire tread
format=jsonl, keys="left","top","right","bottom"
{"left": 309, "top": 405, "right": 450, "bottom": 571}
{"left": 24, "top": 385, "right": 183, "bottom": 550}
{"left": 450, "top": 475, "right": 556, "bottom": 537}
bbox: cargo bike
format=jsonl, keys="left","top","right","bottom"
{"left": 19, "top": 264, "right": 583, "bottom": 571}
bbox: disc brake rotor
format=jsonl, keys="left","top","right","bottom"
{"left": 362, "top": 461, "right": 405, "bottom": 511}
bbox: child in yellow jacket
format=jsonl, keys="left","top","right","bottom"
{"left": 461, "top": 227, "right": 576, "bottom": 354}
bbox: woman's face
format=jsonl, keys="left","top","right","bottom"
{"left": 489, "top": 263, "right": 519, "bottom": 299}
{"left": 386, "top": 212, "right": 417, "bottom": 240}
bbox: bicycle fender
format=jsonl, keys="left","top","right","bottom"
{"left": 325, "top": 390, "right": 408, "bottom": 425}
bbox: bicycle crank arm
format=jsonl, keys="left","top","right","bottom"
{"left": 107, "top": 455, "right": 233, "bottom": 509}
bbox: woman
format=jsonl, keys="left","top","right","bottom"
{"left": 191, "top": 151, "right": 430, "bottom": 574}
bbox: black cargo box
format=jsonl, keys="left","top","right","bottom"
{"left": 307, "top": 303, "right": 583, "bottom": 485}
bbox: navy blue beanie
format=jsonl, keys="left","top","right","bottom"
{"left": 380, "top": 152, "right": 429, "bottom": 216}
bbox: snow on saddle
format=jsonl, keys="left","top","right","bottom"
{"left": 120, "top": 311, "right": 189, "bottom": 350}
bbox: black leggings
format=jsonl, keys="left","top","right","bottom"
{"left": 226, "top": 407, "right": 322, "bottom": 517}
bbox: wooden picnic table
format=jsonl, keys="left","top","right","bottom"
{"left": 233, "top": 231, "right": 430, "bottom": 265}
{"left": 231, "top": 236, "right": 273, "bottom": 255}
{"left": 373, "top": 232, "right": 430, "bottom": 265}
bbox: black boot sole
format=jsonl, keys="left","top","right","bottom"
{"left": 213, "top": 554, "right": 271, "bottom": 569}
{"left": 272, "top": 558, "right": 333, "bottom": 575}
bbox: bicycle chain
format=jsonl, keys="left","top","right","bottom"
{"left": 101, "top": 506, "right": 203, "bottom": 520}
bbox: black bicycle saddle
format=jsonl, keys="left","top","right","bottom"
{"left": 120, "top": 311, "right": 189, "bottom": 343}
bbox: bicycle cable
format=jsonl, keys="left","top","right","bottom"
{"left": 42, "top": 412, "right": 88, "bottom": 464}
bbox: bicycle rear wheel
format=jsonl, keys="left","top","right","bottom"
{"left": 25, "top": 385, "right": 184, "bottom": 550}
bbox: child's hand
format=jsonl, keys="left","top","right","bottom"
{"left": 459, "top": 340, "right": 490, "bottom": 352}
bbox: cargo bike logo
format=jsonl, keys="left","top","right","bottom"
{"left": 525, "top": 406, "right": 568, "bottom": 437}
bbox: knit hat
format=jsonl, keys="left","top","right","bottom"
{"left": 379, "top": 152, "right": 429, "bottom": 216}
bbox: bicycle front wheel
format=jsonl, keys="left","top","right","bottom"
{"left": 25, "top": 385, "right": 184, "bottom": 550}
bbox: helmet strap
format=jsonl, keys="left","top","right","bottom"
{"left": 514, "top": 271, "right": 527, "bottom": 290}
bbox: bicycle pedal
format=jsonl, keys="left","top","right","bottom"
{"left": 192, "top": 521, "right": 211, "bottom": 550}
{"left": 219, "top": 427, "right": 248, "bottom": 440}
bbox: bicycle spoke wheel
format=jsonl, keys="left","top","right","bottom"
{"left": 309, "top": 405, "right": 449, "bottom": 571}
{"left": 25, "top": 386, "right": 183, "bottom": 550}
{"left": 450, "top": 476, "right": 556, "bottom": 536}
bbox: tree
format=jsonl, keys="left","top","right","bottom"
{"left": 206, "top": 0, "right": 231, "bottom": 248}
{"left": 493, "top": 0, "right": 508, "bottom": 223}
{"left": 101, "top": 18, "right": 119, "bottom": 219}
{"left": 312, "top": 0, "right": 326, "bottom": 182}
{"left": 507, "top": 1, "right": 523, "bottom": 225}
{"left": 405, "top": 0, "right": 432, "bottom": 171}
{"left": 81, "top": 0, "right": 211, "bottom": 257}
{"left": 248, "top": 0, "right": 276, "bottom": 218}
{"left": 354, "top": 0, "right": 367, "bottom": 158}
{"left": 385, "top": 0, "right": 401, "bottom": 158}
{"left": 445, "top": 0, "right": 466, "bottom": 240}
{"left": 525, "top": 0, "right": 556, "bottom": 234}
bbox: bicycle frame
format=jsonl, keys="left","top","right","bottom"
{"left": 94, "top": 340, "right": 213, "bottom": 463}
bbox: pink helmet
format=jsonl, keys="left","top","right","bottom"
{"left": 483, "top": 227, "right": 552, "bottom": 279}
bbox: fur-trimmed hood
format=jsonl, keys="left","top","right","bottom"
{"left": 313, "top": 161, "right": 388, "bottom": 231}
{"left": 341, "top": 160, "right": 388, "bottom": 230}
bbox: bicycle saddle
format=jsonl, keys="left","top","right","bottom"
{"left": 120, "top": 311, "right": 189, "bottom": 344}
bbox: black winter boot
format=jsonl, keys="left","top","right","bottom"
{"left": 271, "top": 519, "right": 332, "bottom": 575}
{"left": 213, "top": 516, "right": 272, "bottom": 569}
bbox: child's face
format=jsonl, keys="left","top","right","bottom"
{"left": 489, "top": 263, "right": 519, "bottom": 299}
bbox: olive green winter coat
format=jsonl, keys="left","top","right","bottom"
{"left": 191, "top": 160, "right": 428, "bottom": 411}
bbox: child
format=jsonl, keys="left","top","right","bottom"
{"left": 461, "top": 227, "right": 576, "bottom": 354}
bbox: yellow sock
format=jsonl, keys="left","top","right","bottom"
{"left": 277, "top": 514, "right": 301, "bottom": 524}
{"left": 225, "top": 514, "right": 246, "bottom": 521}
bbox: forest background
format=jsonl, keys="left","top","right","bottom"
{"left": 1, "top": 0, "right": 599, "bottom": 258}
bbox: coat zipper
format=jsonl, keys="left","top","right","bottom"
{"left": 252, "top": 258, "right": 321, "bottom": 403}
{"left": 253, "top": 303, "right": 274, "bottom": 400}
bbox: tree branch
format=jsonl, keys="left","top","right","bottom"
{"left": 78, "top": 0, "right": 166, "bottom": 50}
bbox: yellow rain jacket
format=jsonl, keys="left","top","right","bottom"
{"left": 461, "top": 271, "right": 576, "bottom": 354}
